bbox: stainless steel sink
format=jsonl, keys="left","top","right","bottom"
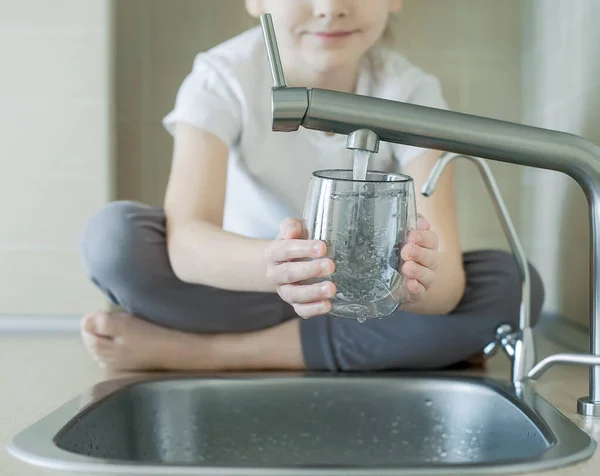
{"left": 6, "top": 374, "right": 596, "bottom": 475}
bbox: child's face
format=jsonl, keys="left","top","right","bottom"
{"left": 247, "top": 0, "right": 402, "bottom": 73}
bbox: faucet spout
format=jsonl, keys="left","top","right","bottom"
{"left": 347, "top": 129, "right": 380, "bottom": 153}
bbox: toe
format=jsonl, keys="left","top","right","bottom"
{"left": 91, "top": 334, "right": 112, "bottom": 355}
{"left": 81, "top": 313, "right": 98, "bottom": 334}
{"left": 81, "top": 332, "right": 116, "bottom": 369}
{"left": 81, "top": 312, "right": 117, "bottom": 338}
{"left": 81, "top": 330, "right": 111, "bottom": 355}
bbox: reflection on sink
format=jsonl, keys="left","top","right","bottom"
{"left": 7, "top": 374, "right": 596, "bottom": 475}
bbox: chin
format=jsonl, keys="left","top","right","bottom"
{"left": 306, "top": 51, "right": 360, "bottom": 74}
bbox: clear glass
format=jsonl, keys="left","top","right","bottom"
{"left": 302, "top": 169, "right": 417, "bottom": 321}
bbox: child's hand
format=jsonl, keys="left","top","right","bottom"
{"left": 265, "top": 218, "right": 336, "bottom": 318}
{"left": 400, "top": 214, "right": 440, "bottom": 306}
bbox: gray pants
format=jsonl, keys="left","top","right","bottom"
{"left": 80, "top": 201, "right": 545, "bottom": 371}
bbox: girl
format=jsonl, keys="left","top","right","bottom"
{"left": 79, "top": 0, "right": 544, "bottom": 372}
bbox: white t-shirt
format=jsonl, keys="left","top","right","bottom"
{"left": 163, "top": 26, "right": 449, "bottom": 240}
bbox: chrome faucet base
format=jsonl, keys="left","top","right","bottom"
{"left": 578, "top": 397, "right": 600, "bottom": 417}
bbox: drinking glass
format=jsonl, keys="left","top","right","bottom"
{"left": 302, "top": 169, "right": 417, "bottom": 321}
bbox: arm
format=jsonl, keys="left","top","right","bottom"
{"left": 400, "top": 149, "right": 466, "bottom": 315}
{"left": 164, "top": 123, "right": 275, "bottom": 293}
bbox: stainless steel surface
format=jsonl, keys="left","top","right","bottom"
{"left": 7, "top": 375, "right": 596, "bottom": 475}
{"left": 271, "top": 87, "right": 309, "bottom": 132}
{"left": 346, "top": 129, "right": 380, "bottom": 153}
{"left": 260, "top": 14, "right": 286, "bottom": 88}
{"left": 578, "top": 397, "right": 600, "bottom": 417}
{"left": 259, "top": 14, "right": 600, "bottom": 414}
{"left": 422, "top": 154, "right": 533, "bottom": 383}
{"left": 527, "top": 354, "right": 600, "bottom": 380}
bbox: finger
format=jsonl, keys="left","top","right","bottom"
{"left": 278, "top": 218, "right": 307, "bottom": 240}
{"left": 417, "top": 214, "right": 430, "bottom": 231}
{"left": 401, "top": 243, "right": 439, "bottom": 271}
{"left": 405, "top": 278, "right": 426, "bottom": 300}
{"left": 265, "top": 239, "right": 327, "bottom": 263}
{"left": 278, "top": 281, "right": 336, "bottom": 304}
{"left": 267, "top": 258, "right": 335, "bottom": 285}
{"left": 402, "top": 260, "right": 435, "bottom": 290}
{"left": 293, "top": 300, "right": 332, "bottom": 319}
{"left": 408, "top": 229, "right": 438, "bottom": 251}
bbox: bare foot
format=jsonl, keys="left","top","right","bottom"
{"left": 80, "top": 312, "right": 215, "bottom": 372}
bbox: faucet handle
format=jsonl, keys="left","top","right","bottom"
{"left": 483, "top": 340, "right": 499, "bottom": 358}
{"left": 483, "top": 324, "right": 515, "bottom": 359}
{"left": 260, "top": 14, "right": 287, "bottom": 88}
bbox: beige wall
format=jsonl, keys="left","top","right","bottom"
{"left": 115, "top": 0, "right": 255, "bottom": 206}
{"left": 520, "top": 0, "right": 600, "bottom": 327}
{"left": 394, "top": 0, "right": 524, "bottom": 252}
{"left": 0, "top": 0, "right": 113, "bottom": 315}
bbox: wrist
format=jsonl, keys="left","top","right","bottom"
{"left": 254, "top": 239, "right": 278, "bottom": 293}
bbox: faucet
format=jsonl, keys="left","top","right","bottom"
{"left": 422, "top": 153, "right": 600, "bottom": 398}
{"left": 421, "top": 154, "right": 534, "bottom": 386}
{"left": 260, "top": 13, "right": 600, "bottom": 416}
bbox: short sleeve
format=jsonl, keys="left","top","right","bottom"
{"left": 393, "top": 73, "right": 450, "bottom": 167}
{"left": 162, "top": 54, "right": 242, "bottom": 147}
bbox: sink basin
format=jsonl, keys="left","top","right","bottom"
{"left": 7, "top": 374, "right": 596, "bottom": 475}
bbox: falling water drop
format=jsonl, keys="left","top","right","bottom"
{"left": 357, "top": 317, "right": 366, "bottom": 324}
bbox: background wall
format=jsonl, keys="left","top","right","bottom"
{"left": 115, "top": 0, "right": 255, "bottom": 206}
{"left": 394, "top": 0, "right": 524, "bottom": 252}
{"left": 520, "top": 0, "right": 600, "bottom": 328}
{"left": 0, "top": 0, "right": 113, "bottom": 316}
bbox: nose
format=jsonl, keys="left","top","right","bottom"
{"left": 312, "top": 0, "right": 350, "bottom": 19}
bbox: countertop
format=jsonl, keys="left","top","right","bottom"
{"left": 1, "top": 333, "right": 599, "bottom": 475}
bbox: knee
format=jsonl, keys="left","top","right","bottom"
{"left": 473, "top": 250, "right": 545, "bottom": 328}
{"left": 333, "top": 252, "right": 546, "bottom": 372}
{"left": 80, "top": 201, "right": 151, "bottom": 287}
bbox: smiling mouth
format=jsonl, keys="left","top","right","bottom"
{"left": 310, "top": 30, "right": 359, "bottom": 39}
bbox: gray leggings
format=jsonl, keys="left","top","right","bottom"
{"left": 80, "top": 201, "right": 545, "bottom": 371}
